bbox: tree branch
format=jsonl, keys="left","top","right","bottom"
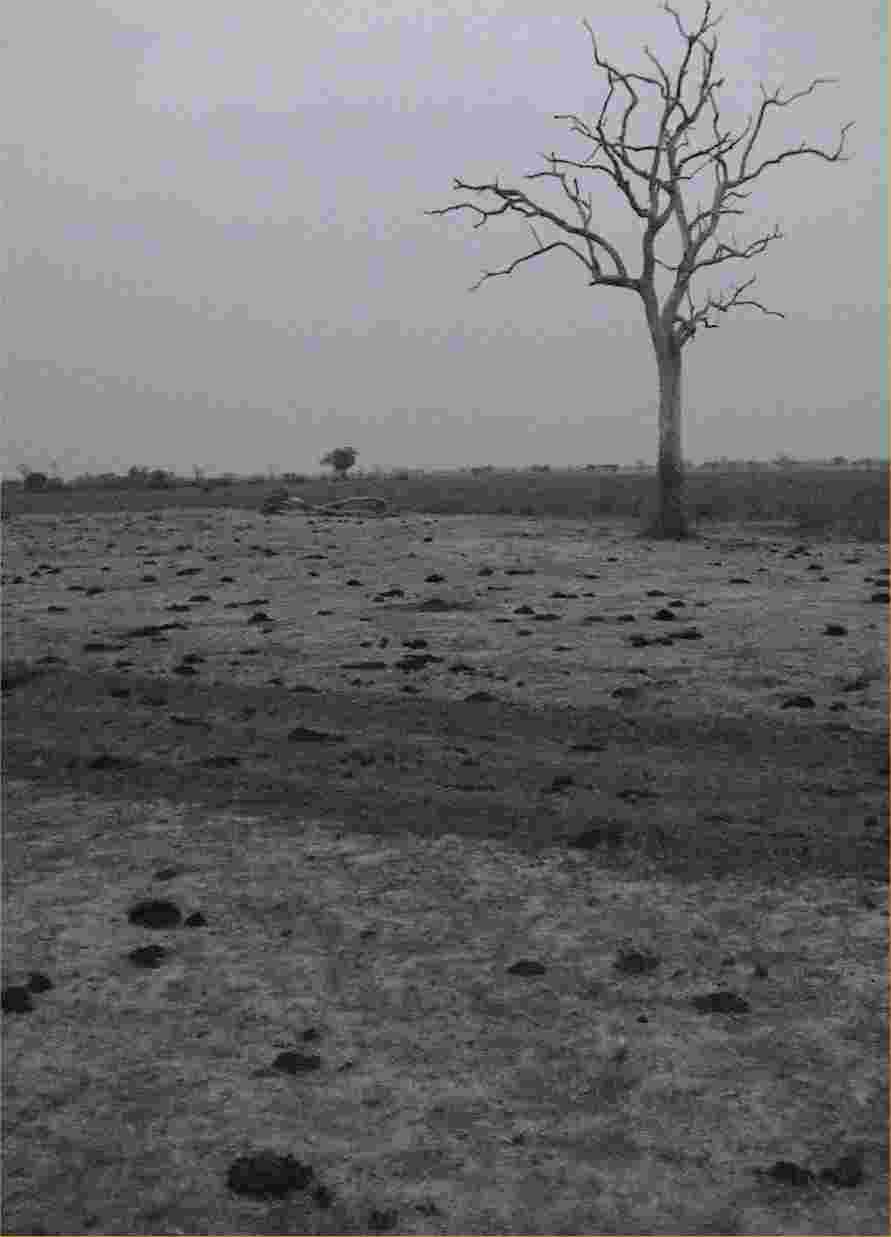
{"left": 429, "top": 1, "right": 853, "bottom": 349}
{"left": 427, "top": 176, "right": 637, "bottom": 290}
{"left": 674, "top": 274, "right": 785, "bottom": 344}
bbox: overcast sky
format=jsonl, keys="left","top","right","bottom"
{"left": 5, "top": 1, "right": 886, "bottom": 477}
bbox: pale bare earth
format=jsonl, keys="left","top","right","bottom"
{"left": 2, "top": 509, "right": 888, "bottom": 1235}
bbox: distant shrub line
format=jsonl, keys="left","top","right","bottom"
{"left": 3, "top": 466, "right": 886, "bottom": 540}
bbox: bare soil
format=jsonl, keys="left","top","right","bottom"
{"left": 2, "top": 507, "right": 888, "bottom": 1235}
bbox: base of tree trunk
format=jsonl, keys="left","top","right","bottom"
{"left": 640, "top": 514, "right": 693, "bottom": 540}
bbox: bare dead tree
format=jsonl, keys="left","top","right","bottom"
{"left": 428, "top": 2, "right": 853, "bottom": 537}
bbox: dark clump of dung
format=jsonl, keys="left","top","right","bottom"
{"left": 2, "top": 985, "right": 34, "bottom": 1014}
{"left": 128, "top": 899, "right": 182, "bottom": 929}
{"left": 614, "top": 947, "right": 661, "bottom": 976}
{"left": 507, "top": 959, "right": 547, "bottom": 977}
{"left": 226, "top": 1151, "right": 315, "bottom": 1198}
{"left": 128, "top": 945, "right": 168, "bottom": 969}
{"left": 692, "top": 990, "right": 751, "bottom": 1015}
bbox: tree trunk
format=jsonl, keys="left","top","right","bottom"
{"left": 652, "top": 338, "right": 689, "bottom": 539}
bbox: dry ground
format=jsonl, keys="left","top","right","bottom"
{"left": 2, "top": 506, "right": 888, "bottom": 1235}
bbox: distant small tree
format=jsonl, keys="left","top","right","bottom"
{"left": 321, "top": 446, "right": 358, "bottom": 478}
{"left": 23, "top": 470, "right": 48, "bottom": 491}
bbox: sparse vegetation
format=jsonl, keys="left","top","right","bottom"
{"left": 3, "top": 464, "right": 886, "bottom": 540}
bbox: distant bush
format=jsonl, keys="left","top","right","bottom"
{"left": 23, "top": 471, "right": 48, "bottom": 491}
{"left": 281, "top": 472, "right": 308, "bottom": 483}
{"left": 321, "top": 446, "right": 358, "bottom": 478}
{"left": 148, "top": 468, "right": 172, "bottom": 489}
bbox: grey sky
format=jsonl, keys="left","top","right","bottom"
{"left": 5, "top": 1, "right": 886, "bottom": 477}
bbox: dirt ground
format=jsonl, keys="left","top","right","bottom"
{"left": 2, "top": 507, "right": 888, "bottom": 1235}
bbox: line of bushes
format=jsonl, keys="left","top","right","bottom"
{"left": 3, "top": 467, "right": 886, "bottom": 540}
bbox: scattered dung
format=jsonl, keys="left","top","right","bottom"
{"left": 226, "top": 1152, "right": 314, "bottom": 1198}
{"left": 758, "top": 1161, "right": 815, "bottom": 1187}
{"left": 781, "top": 694, "right": 816, "bottom": 709}
{"left": 820, "top": 1152, "right": 865, "bottom": 1189}
{"left": 288, "top": 726, "right": 345, "bottom": 743}
{"left": 1, "top": 663, "right": 46, "bottom": 693}
{"left": 313, "top": 1183, "right": 335, "bottom": 1209}
{"left": 395, "top": 653, "right": 442, "bottom": 671}
{"left": 568, "top": 821, "right": 625, "bottom": 849}
{"left": 415, "top": 597, "right": 472, "bottom": 612}
{"left": 2, "top": 985, "right": 34, "bottom": 1014}
{"left": 614, "top": 948, "right": 661, "bottom": 975}
{"left": 127, "top": 899, "right": 182, "bottom": 929}
{"left": 507, "top": 959, "right": 547, "bottom": 977}
{"left": 127, "top": 945, "right": 169, "bottom": 969}
{"left": 269, "top": 1050, "right": 323, "bottom": 1075}
{"left": 367, "top": 1206, "right": 400, "bottom": 1232}
{"left": 691, "top": 991, "right": 751, "bottom": 1015}
{"left": 87, "top": 753, "right": 137, "bottom": 770}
